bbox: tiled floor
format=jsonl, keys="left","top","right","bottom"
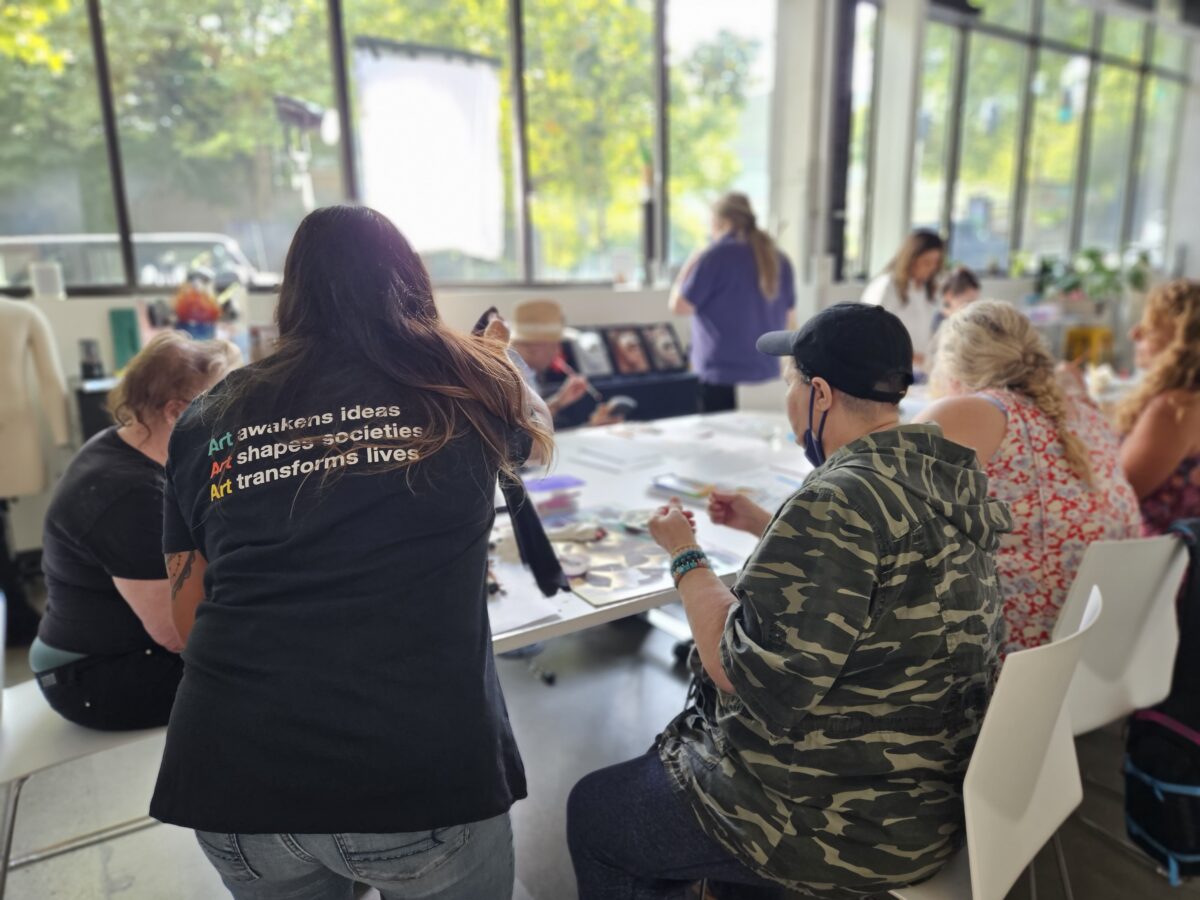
{"left": 2, "top": 615, "right": 1193, "bottom": 899}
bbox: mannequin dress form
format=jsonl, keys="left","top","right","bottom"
{"left": 0, "top": 299, "right": 71, "bottom": 643}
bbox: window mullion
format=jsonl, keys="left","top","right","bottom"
{"left": 507, "top": 0, "right": 535, "bottom": 283}
{"left": 942, "top": 24, "right": 969, "bottom": 242}
{"left": 326, "top": 0, "right": 360, "bottom": 204}
{"left": 86, "top": 0, "right": 136, "bottom": 290}
{"left": 1069, "top": 55, "right": 1099, "bottom": 253}
{"left": 1009, "top": 42, "right": 1038, "bottom": 263}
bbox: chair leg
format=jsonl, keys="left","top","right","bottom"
{"left": 1052, "top": 832, "right": 1076, "bottom": 900}
{"left": 0, "top": 776, "right": 29, "bottom": 899}
{"left": 1028, "top": 864, "right": 1038, "bottom": 900}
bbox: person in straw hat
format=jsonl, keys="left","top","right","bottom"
{"left": 508, "top": 299, "right": 623, "bottom": 427}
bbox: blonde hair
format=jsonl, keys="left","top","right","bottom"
{"left": 1115, "top": 279, "right": 1200, "bottom": 434}
{"left": 713, "top": 192, "right": 780, "bottom": 300}
{"left": 933, "top": 300, "right": 1094, "bottom": 486}
{"left": 109, "top": 331, "right": 241, "bottom": 430}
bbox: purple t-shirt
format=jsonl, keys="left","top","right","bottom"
{"left": 682, "top": 234, "right": 794, "bottom": 385}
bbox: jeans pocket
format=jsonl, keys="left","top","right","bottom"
{"left": 195, "top": 831, "right": 260, "bottom": 883}
{"left": 335, "top": 825, "right": 470, "bottom": 882}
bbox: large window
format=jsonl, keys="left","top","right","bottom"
{"left": 666, "top": 0, "right": 776, "bottom": 269}
{"left": 841, "top": 1, "right": 880, "bottom": 280}
{"left": 0, "top": 3, "right": 123, "bottom": 288}
{"left": 914, "top": 3, "right": 1193, "bottom": 274}
{"left": 1021, "top": 52, "right": 1089, "bottom": 258}
{"left": 1040, "top": 0, "right": 1093, "bottom": 48}
{"left": 103, "top": 3, "right": 345, "bottom": 287}
{"left": 1131, "top": 77, "right": 1185, "bottom": 264}
{"left": 912, "top": 23, "right": 958, "bottom": 235}
{"left": 523, "top": 0, "right": 654, "bottom": 281}
{"left": 1101, "top": 17, "right": 1144, "bottom": 63}
{"left": 1, "top": 0, "right": 772, "bottom": 293}
{"left": 1081, "top": 66, "right": 1139, "bottom": 250}
{"left": 951, "top": 34, "right": 1026, "bottom": 273}
{"left": 975, "top": 0, "right": 1032, "bottom": 33}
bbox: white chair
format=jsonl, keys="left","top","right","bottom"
{"left": 0, "top": 594, "right": 165, "bottom": 895}
{"left": 1048, "top": 536, "right": 1190, "bottom": 897}
{"left": 1052, "top": 535, "right": 1189, "bottom": 736}
{"left": 890, "top": 589, "right": 1102, "bottom": 900}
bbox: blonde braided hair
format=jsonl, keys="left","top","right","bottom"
{"left": 932, "top": 300, "right": 1094, "bottom": 486}
{"left": 1115, "top": 279, "right": 1200, "bottom": 434}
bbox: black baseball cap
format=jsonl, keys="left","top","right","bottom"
{"left": 756, "top": 302, "right": 913, "bottom": 403}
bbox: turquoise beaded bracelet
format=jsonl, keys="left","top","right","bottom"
{"left": 671, "top": 551, "right": 710, "bottom": 587}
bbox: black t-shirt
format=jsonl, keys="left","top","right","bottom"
{"left": 40, "top": 428, "right": 166, "bottom": 655}
{"left": 150, "top": 361, "right": 530, "bottom": 833}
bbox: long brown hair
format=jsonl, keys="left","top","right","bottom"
{"left": 214, "top": 206, "right": 552, "bottom": 479}
{"left": 109, "top": 331, "right": 239, "bottom": 430}
{"left": 933, "top": 300, "right": 1094, "bottom": 486}
{"left": 713, "top": 192, "right": 780, "bottom": 300}
{"left": 1116, "top": 279, "right": 1200, "bottom": 434}
{"left": 887, "top": 229, "right": 945, "bottom": 305}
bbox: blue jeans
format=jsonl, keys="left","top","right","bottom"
{"left": 567, "top": 751, "right": 787, "bottom": 900}
{"left": 195, "top": 812, "right": 513, "bottom": 900}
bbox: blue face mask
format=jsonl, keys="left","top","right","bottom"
{"left": 803, "top": 384, "right": 829, "bottom": 468}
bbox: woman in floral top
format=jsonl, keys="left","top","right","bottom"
{"left": 1116, "top": 280, "right": 1200, "bottom": 536}
{"left": 917, "top": 301, "right": 1142, "bottom": 655}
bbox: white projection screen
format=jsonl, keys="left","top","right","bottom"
{"left": 353, "top": 39, "right": 504, "bottom": 264}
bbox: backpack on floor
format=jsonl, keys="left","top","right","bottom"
{"left": 1125, "top": 518, "right": 1200, "bottom": 885}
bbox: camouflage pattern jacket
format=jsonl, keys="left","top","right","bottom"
{"left": 658, "top": 424, "right": 1013, "bottom": 898}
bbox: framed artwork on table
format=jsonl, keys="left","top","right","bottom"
{"left": 568, "top": 328, "right": 614, "bottom": 378}
{"left": 604, "top": 327, "right": 653, "bottom": 375}
{"left": 640, "top": 323, "right": 686, "bottom": 372}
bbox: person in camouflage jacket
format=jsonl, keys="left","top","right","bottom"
{"left": 568, "top": 304, "right": 1012, "bottom": 899}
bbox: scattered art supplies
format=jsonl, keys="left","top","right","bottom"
{"left": 541, "top": 505, "right": 738, "bottom": 607}
{"left": 649, "top": 474, "right": 766, "bottom": 506}
{"left": 523, "top": 473, "right": 586, "bottom": 493}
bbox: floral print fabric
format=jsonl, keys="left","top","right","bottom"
{"left": 982, "top": 389, "right": 1143, "bottom": 655}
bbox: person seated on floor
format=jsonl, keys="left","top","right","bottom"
{"left": 567, "top": 303, "right": 1012, "bottom": 900}
{"left": 916, "top": 300, "right": 1141, "bottom": 656}
{"left": 34, "top": 332, "right": 240, "bottom": 730}
{"left": 1113, "top": 279, "right": 1200, "bottom": 535}
{"left": 507, "top": 299, "right": 624, "bottom": 427}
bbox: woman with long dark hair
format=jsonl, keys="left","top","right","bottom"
{"left": 669, "top": 192, "right": 795, "bottom": 412}
{"left": 151, "top": 206, "right": 552, "bottom": 900}
{"left": 862, "top": 229, "right": 945, "bottom": 367}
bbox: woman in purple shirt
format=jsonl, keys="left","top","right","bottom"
{"left": 669, "top": 192, "right": 795, "bottom": 412}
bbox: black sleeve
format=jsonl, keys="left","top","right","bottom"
{"left": 85, "top": 484, "right": 170, "bottom": 581}
{"left": 162, "top": 466, "right": 198, "bottom": 556}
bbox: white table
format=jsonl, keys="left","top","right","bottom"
{"left": 489, "top": 411, "right": 810, "bottom": 653}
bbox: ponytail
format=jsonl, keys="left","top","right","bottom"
{"left": 713, "top": 191, "right": 781, "bottom": 301}
{"left": 933, "top": 300, "right": 1094, "bottom": 487}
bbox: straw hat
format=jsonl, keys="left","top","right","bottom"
{"left": 511, "top": 299, "right": 566, "bottom": 343}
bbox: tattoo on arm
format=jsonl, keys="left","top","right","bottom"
{"left": 169, "top": 551, "right": 197, "bottom": 604}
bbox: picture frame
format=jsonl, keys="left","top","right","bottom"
{"left": 604, "top": 327, "right": 653, "bottom": 375}
{"left": 640, "top": 322, "right": 686, "bottom": 372}
{"left": 567, "top": 328, "right": 614, "bottom": 378}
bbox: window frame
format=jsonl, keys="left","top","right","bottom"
{"left": 915, "top": 0, "right": 1191, "bottom": 276}
{"left": 2, "top": 0, "right": 688, "bottom": 297}
{"left": 827, "top": 0, "right": 883, "bottom": 283}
